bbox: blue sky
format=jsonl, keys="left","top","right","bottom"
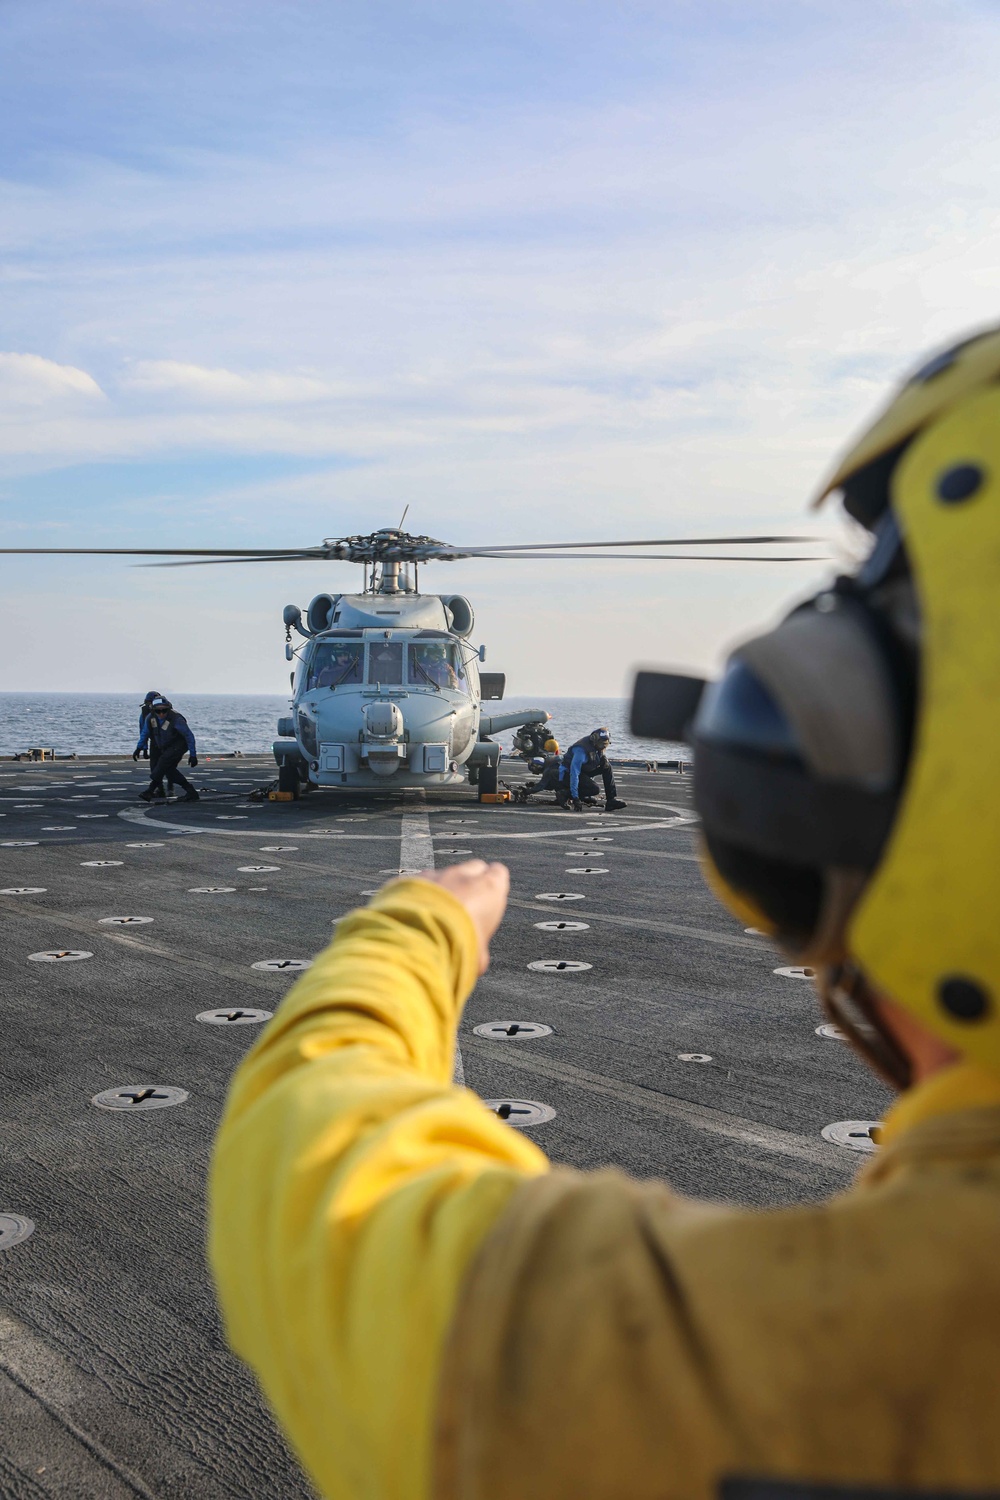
{"left": 2, "top": 0, "right": 1000, "bottom": 693}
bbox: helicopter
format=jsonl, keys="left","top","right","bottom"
{"left": 0, "top": 523, "right": 826, "bottom": 796}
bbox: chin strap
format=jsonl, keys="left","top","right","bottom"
{"left": 819, "top": 961, "right": 913, "bottom": 1092}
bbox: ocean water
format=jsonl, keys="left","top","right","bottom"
{"left": 0, "top": 692, "right": 687, "bottom": 762}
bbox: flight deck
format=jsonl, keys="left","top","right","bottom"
{"left": 0, "top": 756, "right": 890, "bottom": 1498}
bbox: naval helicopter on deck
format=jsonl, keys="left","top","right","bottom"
{"left": 0, "top": 522, "right": 825, "bottom": 796}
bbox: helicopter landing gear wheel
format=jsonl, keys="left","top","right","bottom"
{"left": 277, "top": 763, "right": 300, "bottom": 798}
{"left": 478, "top": 764, "right": 498, "bottom": 800}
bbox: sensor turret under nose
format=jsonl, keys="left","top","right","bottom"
{"left": 362, "top": 700, "right": 404, "bottom": 776}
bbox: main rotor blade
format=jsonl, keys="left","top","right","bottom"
{"left": 142, "top": 553, "right": 327, "bottom": 567}
{"left": 0, "top": 546, "right": 325, "bottom": 557}
{"left": 453, "top": 552, "right": 828, "bottom": 562}
{"left": 451, "top": 535, "right": 820, "bottom": 553}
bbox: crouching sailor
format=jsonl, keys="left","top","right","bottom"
{"left": 557, "top": 726, "right": 627, "bottom": 810}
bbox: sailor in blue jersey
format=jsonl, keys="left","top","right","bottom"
{"left": 133, "top": 698, "right": 200, "bottom": 802}
{"left": 137, "top": 689, "right": 177, "bottom": 795}
{"left": 557, "top": 727, "right": 627, "bottom": 812}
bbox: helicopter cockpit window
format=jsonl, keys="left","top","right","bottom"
{"left": 367, "top": 641, "right": 404, "bottom": 685}
{"left": 308, "top": 641, "right": 363, "bottom": 690}
{"left": 408, "top": 642, "right": 469, "bottom": 693}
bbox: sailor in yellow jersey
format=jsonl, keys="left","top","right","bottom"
{"left": 210, "top": 326, "right": 1000, "bottom": 1500}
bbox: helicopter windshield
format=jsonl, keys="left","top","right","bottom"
{"left": 308, "top": 641, "right": 363, "bottom": 690}
{"left": 367, "top": 641, "right": 404, "bottom": 685}
{"left": 408, "top": 641, "right": 468, "bottom": 694}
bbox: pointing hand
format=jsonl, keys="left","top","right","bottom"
{"left": 417, "top": 861, "right": 510, "bottom": 974}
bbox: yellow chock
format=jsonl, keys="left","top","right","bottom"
{"left": 269, "top": 790, "right": 296, "bottom": 802}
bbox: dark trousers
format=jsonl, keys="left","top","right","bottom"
{"left": 149, "top": 745, "right": 194, "bottom": 797}
{"left": 579, "top": 763, "right": 618, "bottom": 802}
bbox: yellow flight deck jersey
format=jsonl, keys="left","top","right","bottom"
{"left": 210, "top": 880, "right": 1000, "bottom": 1500}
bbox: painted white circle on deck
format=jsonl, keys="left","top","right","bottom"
{"left": 677, "top": 1053, "right": 713, "bottom": 1063}
{"left": 98, "top": 916, "right": 153, "bottom": 926}
{"left": 774, "top": 965, "right": 815, "bottom": 980}
{"left": 484, "top": 1099, "right": 556, "bottom": 1127}
{"left": 535, "top": 892, "right": 585, "bottom": 902}
{"left": 92, "top": 1085, "right": 188, "bottom": 1112}
{"left": 260, "top": 846, "right": 298, "bottom": 852}
{"left": 534, "top": 920, "right": 590, "bottom": 932}
{"left": 42, "top": 826, "right": 76, "bottom": 831}
{"left": 527, "top": 959, "right": 592, "bottom": 974}
{"left": 238, "top": 865, "right": 279, "bottom": 873}
{"left": 0, "top": 1214, "right": 35, "bottom": 1251}
{"left": 188, "top": 886, "right": 237, "bottom": 893}
{"left": 822, "top": 1120, "right": 881, "bottom": 1153}
{"left": 29, "top": 949, "right": 93, "bottom": 963}
{"left": 565, "top": 867, "right": 608, "bottom": 875}
{"left": 197, "top": 1007, "right": 273, "bottom": 1026}
{"left": 2, "top": 841, "right": 39, "bottom": 847}
{"left": 81, "top": 860, "right": 123, "bottom": 868}
{"left": 473, "top": 1022, "right": 553, "bottom": 1042}
{"left": 816, "top": 1023, "right": 847, "bottom": 1041}
{"left": 126, "top": 842, "right": 165, "bottom": 849}
{"left": 2, "top": 887, "right": 46, "bottom": 895}
{"left": 250, "top": 958, "right": 313, "bottom": 972}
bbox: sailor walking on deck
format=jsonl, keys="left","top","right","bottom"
{"left": 138, "top": 688, "right": 178, "bottom": 796}
{"left": 557, "top": 727, "right": 627, "bottom": 811}
{"left": 133, "top": 698, "right": 199, "bottom": 802}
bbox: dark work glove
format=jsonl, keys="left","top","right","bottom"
{"left": 571, "top": 797, "right": 583, "bottom": 811}
{"left": 189, "top": 755, "right": 198, "bottom": 768}
{"left": 132, "top": 750, "right": 140, "bottom": 761}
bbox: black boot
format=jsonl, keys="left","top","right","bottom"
{"left": 182, "top": 790, "right": 200, "bottom": 802}
{"left": 606, "top": 797, "right": 628, "bottom": 811}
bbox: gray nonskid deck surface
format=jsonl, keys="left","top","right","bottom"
{"left": 0, "top": 757, "right": 891, "bottom": 1496}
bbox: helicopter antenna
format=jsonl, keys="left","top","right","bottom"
{"left": 398, "top": 504, "right": 410, "bottom": 530}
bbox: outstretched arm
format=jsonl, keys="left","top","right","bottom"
{"left": 209, "top": 863, "right": 548, "bottom": 1500}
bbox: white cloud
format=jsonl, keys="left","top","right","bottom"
{"left": 125, "top": 360, "right": 337, "bottom": 404}
{"left": 0, "top": 352, "right": 104, "bottom": 406}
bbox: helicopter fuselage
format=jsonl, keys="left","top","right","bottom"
{"left": 274, "top": 588, "right": 531, "bottom": 790}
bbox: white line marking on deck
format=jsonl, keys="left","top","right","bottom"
{"left": 401, "top": 793, "right": 464, "bottom": 1084}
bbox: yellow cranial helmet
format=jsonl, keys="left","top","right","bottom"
{"left": 689, "top": 325, "right": 1000, "bottom": 1083}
